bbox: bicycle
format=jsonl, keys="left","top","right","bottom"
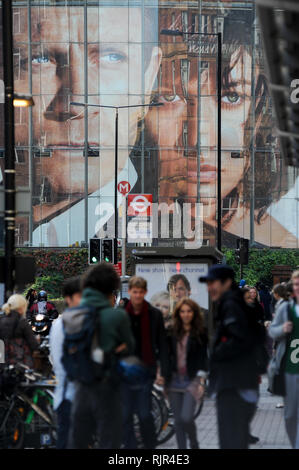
{"left": 0, "top": 364, "right": 57, "bottom": 449}
{"left": 134, "top": 384, "right": 204, "bottom": 447}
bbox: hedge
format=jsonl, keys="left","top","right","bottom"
{"left": 22, "top": 249, "right": 89, "bottom": 299}
{"left": 20, "top": 247, "right": 299, "bottom": 298}
{"left": 223, "top": 248, "right": 299, "bottom": 287}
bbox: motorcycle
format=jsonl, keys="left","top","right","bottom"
{"left": 29, "top": 315, "right": 54, "bottom": 376}
{"left": 30, "top": 313, "right": 53, "bottom": 337}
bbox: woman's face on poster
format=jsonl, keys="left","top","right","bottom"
{"left": 154, "top": 297, "right": 170, "bottom": 317}
{"left": 12, "top": 6, "right": 161, "bottom": 223}
{"left": 147, "top": 45, "right": 253, "bottom": 223}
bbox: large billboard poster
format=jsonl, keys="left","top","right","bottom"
{"left": 135, "top": 262, "right": 209, "bottom": 313}
{"left": 0, "top": 0, "right": 298, "bottom": 248}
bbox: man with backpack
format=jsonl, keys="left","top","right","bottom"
{"left": 63, "top": 263, "right": 135, "bottom": 449}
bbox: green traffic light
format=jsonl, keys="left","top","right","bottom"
{"left": 92, "top": 256, "right": 98, "bottom": 263}
{"left": 105, "top": 257, "right": 110, "bottom": 262}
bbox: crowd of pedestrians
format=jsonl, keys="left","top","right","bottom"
{"left": 0, "top": 262, "right": 299, "bottom": 450}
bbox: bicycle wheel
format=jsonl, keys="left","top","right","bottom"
{"left": 156, "top": 414, "right": 175, "bottom": 445}
{"left": 151, "top": 391, "right": 164, "bottom": 436}
{"left": 0, "top": 401, "right": 24, "bottom": 449}
{"left": 133, "top": 389, "right": 164, "bottom": 448}
{"left": 155, "top": 395, "right": 175, "bottom": 446}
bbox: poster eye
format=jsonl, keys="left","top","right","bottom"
{"left": 101, "top": 52, "right": 125, "bottom": 63}
{"left": 32, "top": 56, "right": 50, "bottom": 64}
{"left": 161, "top": 95, "right": 181, "bottom": 103}
{"left": 222, "top": 92, "right": 240, "bottom": 104}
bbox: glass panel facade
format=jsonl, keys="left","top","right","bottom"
{"left": 0, "top": 0, "right": 297, "bottom": 248}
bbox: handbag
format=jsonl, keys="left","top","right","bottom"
{"left": 4, "top": 315, "right": 34, "bottom": 369}
{"left": 267, "top": 303, "right": 292, "bottom": 397}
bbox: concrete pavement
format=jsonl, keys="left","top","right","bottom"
{"left": 158, "top": 378, "right": 291, "bottom": 449}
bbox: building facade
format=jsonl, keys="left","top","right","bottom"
{"left": 0, "top": 0, "right": 298, "bottom": 248}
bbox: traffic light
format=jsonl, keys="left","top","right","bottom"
{"left": 89, "top": 238, "right": 101, "bottom": 264}
{"left": 235, "top": 248, "right": 241, "bottom": 264}
{"left": 235, "top": 238, "right": 249, "bottom": 265}
{"left": 101, "top": 238, "right": 117, "bottom": 264}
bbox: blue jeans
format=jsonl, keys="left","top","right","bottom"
{"left": 56, "top": 399, "right": 72, "bottom": 449}
{"left": 122, "top": 379, "right": 156, "bottom": 449}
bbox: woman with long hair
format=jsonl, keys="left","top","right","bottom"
{"left": 0, "top": 294, "right": 39, "bottom": 368}
{"left": 243, "top": 286, "right": 265, "bottom": 324}
{"left": 166, "top": 298, "right": 208, "bottom": 449}
{"left": 144, "top": 6, "right": 298, "bottom": 248}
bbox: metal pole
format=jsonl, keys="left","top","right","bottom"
{"left": 197, "top": 3, "right": 202, "bottom": 207}
{"left": 28, "top": 0, "right": 33, "bottom": 246}
{"left": 3, "top": 0, "right": 16, "bottom": 299}
{"left": 217, "top": 32, "right": 222, "bottom": 252}
{"left": 250, "top": 15, "right": 256, "bottom": 247}
{"left": 115, "top": 109, "right": 119, "bottom": 241}
{"left": 121, "top": 195, "right": 126, "bottom": 276}
{"left": 84, "top": 0, "right": 89, "bottom": 243}
{"left": 141, "top": 0, "right": 145, "bottom": 193}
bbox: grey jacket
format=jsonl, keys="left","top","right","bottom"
{"left": 268, "top": 299, "right": 293, "bottom": 373}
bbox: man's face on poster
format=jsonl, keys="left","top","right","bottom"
{"left": 169, "top": 278, "right": 191, "bottom": 302}
{"left": 13, "top": 6, "right": 161, "bottom": 225}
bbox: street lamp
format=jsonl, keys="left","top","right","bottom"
{"left": 160, "top": 29, "right": 222, "bottom": 252}
{"left": 70, "top": 101, "right": 163, "bottom": 248}
{"left": 13, "top": 94, "right": 35, "bottom": 108}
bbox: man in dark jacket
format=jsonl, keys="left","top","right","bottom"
{"left": 67, "top": 263, "right": 135, "bottom": 449}
{"left": 123, "top": 276, "right": 169, "bottom": 449}
{"left": 256, "top": 282, "right": 272, "bottom": 321}
{"left": 200, "top": 265, "right": 262, "bottom": 449}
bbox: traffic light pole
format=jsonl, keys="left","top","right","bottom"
{"left": 3, "top": 0, "right": 16, "bottom": 300}
{"left": 240, "top": 263, "right": 244, "bottom": 281}
{"left": 121, "top": 195, "right": 127, "bottom": 276}
{"left": 217, "top": 32, "right": 222, "bottom": 252}
{"left": 114, "top": 109, "right": 119, "bottom": 241}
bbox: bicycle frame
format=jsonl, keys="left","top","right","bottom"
{"left": 0, "top": 394, "right": 19, "bottom": 433}
{"left": 18, "top": 388, "right": 53, "bottom": 426}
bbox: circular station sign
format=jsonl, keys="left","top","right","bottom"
{"left": 117, "top": 181, "right": 131, "bottom": 196}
